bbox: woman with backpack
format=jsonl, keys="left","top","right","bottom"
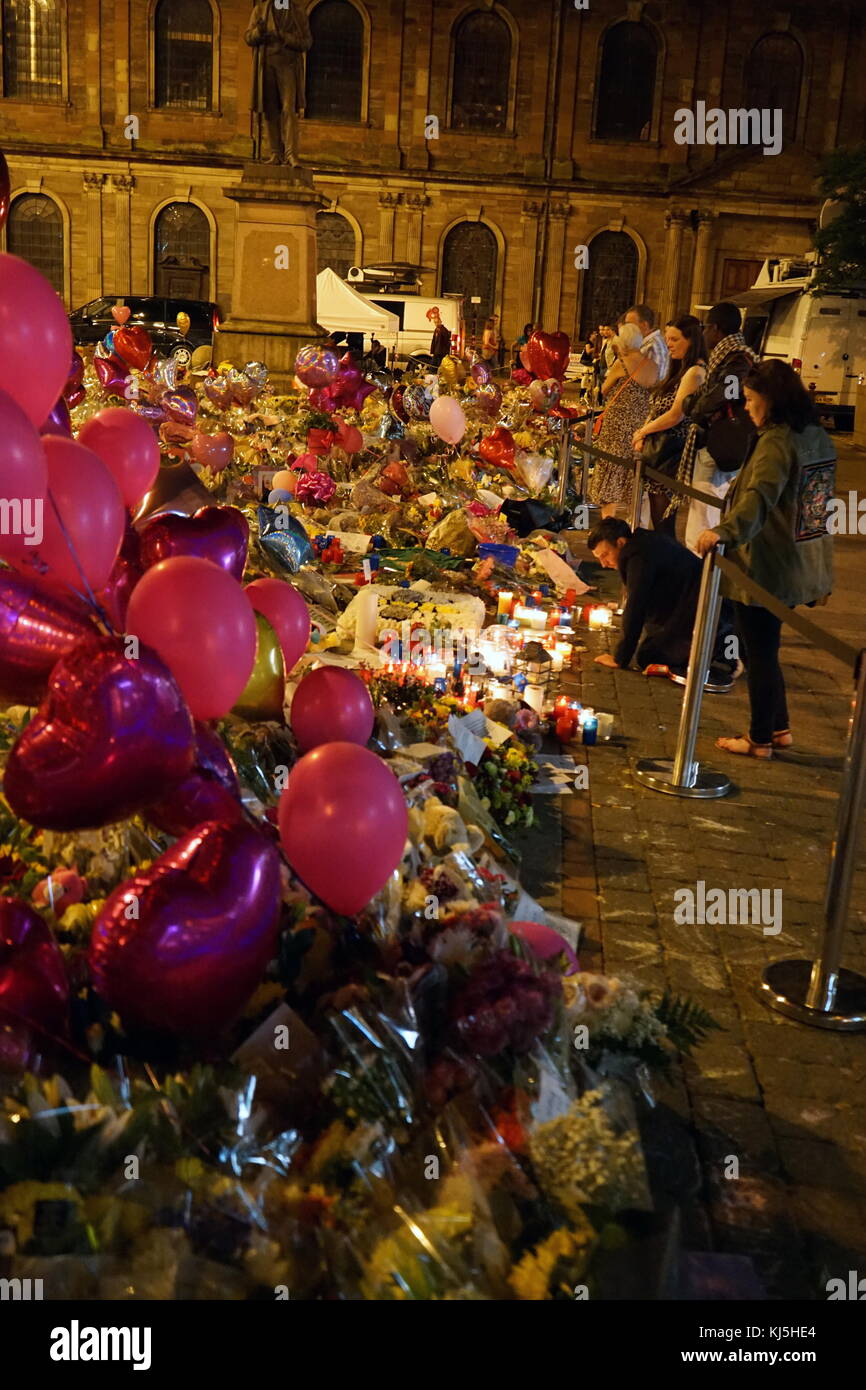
{"left": 695, "top": 360, "right": 835, "bottom": 760}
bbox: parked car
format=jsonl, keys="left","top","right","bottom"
{"left": 69, "top": 295, "right": 220, "bottom": 358}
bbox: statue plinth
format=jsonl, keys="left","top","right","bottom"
{"left": 213, "top": 163, "right": 325, "bottom": 388}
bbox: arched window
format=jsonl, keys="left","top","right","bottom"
{"left": 306, "top": 0, "right": 363, "bottom": 123}
{"left": 594, "top": 21, "right": 657, "bottom": 142}
{"left": 450, "top": 10, "right": 510, "bottom": 132}
{"left": 7, "top": 194, "right": 64, "bottom": 295}
{"left": 1, "top": 0, "right": 62, "bottom": 101}
{"left": 154, "top": 0, "right": 213, "bottom": 111}
{"left": 745, "top": 34, "right": 803, "bottom": 147}
{"left": 579, "top": 231, "right": 638, "bottom": 341}
{"left": 441, "top": 222, "right": 498, "bottom": 325}
{"left": 316, "top": 212, "right": 356, "bottom": 278}
{"left": 154, "top": 203, "right": 210, "bottom": 298}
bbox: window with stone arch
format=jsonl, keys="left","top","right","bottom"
{"left": 153, "top": 0, "right": 213, "bottom": 111}
{"left": 306, "top": 0, "right": 364, "bottom": 123}
{"left": 1, "top": 0, "right": 62, "bottom": 101}
{"left": 7, "top": 194, "right": 64, "bottom": 295}
{"left": 594, "top": 20, "right": 658, "bottom": 142}
{"left": 316, "top": 212, "right": 356, "bottom": 279}
{"left": 579, "top": 231, "right": 638, "bottom": 341}
{"left": 441, "top": 222, "right": 498, "bottom": 325}
{"left": 744, "top": 33, "right": 803, "bottom": 148}
{"left": 154, "top": 202, "right": 210, "bottom": 299}
{"left": 450, "top": 8, "right": 511, "bottom": 132}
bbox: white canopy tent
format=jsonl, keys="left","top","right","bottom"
{"left": 315, "top": 268, "right": 400, "bottom": 343}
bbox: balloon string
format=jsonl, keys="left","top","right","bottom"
{"left": 46, "top": 489, "right": 118, "bottom": 636}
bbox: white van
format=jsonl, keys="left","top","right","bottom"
{"left": 359, "top": 292, "right": 463, "bottom": 365}
{"left": 732, "top": 260, "right": 866, "bottom": 430}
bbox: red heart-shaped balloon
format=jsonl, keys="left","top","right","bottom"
{"left": 0, "top": 899, "right": 70, "bottom": 1037}
{"left": 3, "top": 635, "right": 196, "bottom": 831}
{"left": 93, "top": 353, "right": 129, "bottom": 396}
{"left": 147, "top": 721, "right": 242, "bottom": 837}
{"left": 113, "top": 324, "right": 153, "bottom": 371}
{"left": 477, "top": 425, "right": 516, "bottom": 471}
{"left": 89, "top": 820, "right": 282, "bottom": 1036}
{"left": 0, "top": 570, "right": 98, "bottom": 706}
{"left": 111, "top": 305, "right": 131, "bottom": 326}
{"left": 526, "top": 330, "right": 571, "bottom": 382}
{"left": 138, "top": 505, "right": 249, "bottom": 583}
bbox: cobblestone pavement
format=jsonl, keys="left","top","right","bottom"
{"left": 522, "top": 439, "right": 866, "bottom": 1299}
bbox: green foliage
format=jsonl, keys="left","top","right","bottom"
{"left": 812, "top": 145, "right": 866, "bottom": 291}
{"left": 653, "top": 991, "right": 722, "bottom": 1056}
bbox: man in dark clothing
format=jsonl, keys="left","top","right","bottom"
{"left": 427, "top": 307, "right": 452, "bottom": 365}
{"left": 587, "top": 518, "right": 736, "bottom": 679}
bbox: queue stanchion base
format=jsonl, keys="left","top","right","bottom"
{"left": 634, "top": 756, "right": 732, "bottom": 799}
{"left": 759, "top": 959, "right": 866, "bottom": 1032}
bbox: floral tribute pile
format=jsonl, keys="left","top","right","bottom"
{"left": 0, "top": 232, "right": 718, "bottom": 1300}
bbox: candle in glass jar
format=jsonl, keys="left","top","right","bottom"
{"left": 523, "top": 684, "right": 545, "bottom": 715}
{"left": 588, "top": 606, "right": 613, "bottom": 630}
{"left": 497, "top": 590, "right": 514, "bottom": 617}
{"left": 547, "top": 607, "right": 561, "bottom": 629}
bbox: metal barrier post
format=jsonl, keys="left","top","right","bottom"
{"left": 628, "top": 454, "right": 644, "bottom": 533}
{"left": 634, "top": 544, "right": 732, "bottom": 799}
{"left": 759, "top": 651, "right": 866, "bottom": 1030}
{"left": 556, "top": 422, "right": 572, "bottom": 510}
{"left": 580, "top": 413, "right": 593, "bottom": 500}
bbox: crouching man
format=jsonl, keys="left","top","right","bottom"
{"left": 587, "top": 517, "right": 736, "bottom": 681}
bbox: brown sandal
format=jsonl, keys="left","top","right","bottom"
{"left": 715, "top": 735, "right": 773, "bottom": 760}
{"left": 772, "top": 730, "right": 793, "bottom": 748}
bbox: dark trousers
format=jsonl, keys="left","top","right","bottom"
{"left": 732, "top": 601, "right": 789, "bottom": 744}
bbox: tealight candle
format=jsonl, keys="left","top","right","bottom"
{"left": 588, "top": 606, "right": 613, "bottom": 630}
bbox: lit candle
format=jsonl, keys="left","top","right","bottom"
{"left": 497, "top": 590, "right": 514, "bottom": 617}
{"left": 588, "top": 606, "right": 613, "bottom": 630}
{"left": 547, "top": 607, "right": 561, "bottom": 629}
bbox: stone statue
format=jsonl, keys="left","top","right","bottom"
{"left": 245, "top": 0, "right": 313, "bottom": 167}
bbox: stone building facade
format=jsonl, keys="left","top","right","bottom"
{"left": 1, "top": 0, "right": 864, "bottom": 347}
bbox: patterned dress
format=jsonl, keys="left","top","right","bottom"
{"left": 588, "top": 376, "right": 650, "bottom": 507}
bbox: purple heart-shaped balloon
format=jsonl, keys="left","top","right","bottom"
{"left": 3, "top": 635, "right": 195, "bottom": 830}
{"left": 147, "top": 720, "right": 242, "bottom": 837}
{"left": 161, "top": 385, "right": 198, "bottom": 426}
{"left": 138, "top": 505, "right": 249, "bottom": 582}
{"left": 89, "top": 819, "right": 282, "bottom": 1036}
{"left": 0, "top": 570, "right": 99, "bottom": 706}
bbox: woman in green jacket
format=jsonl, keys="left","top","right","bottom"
{"left": 695, "top": 360, "right": 834, "bottom": 759}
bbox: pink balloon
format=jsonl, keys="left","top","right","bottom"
{"left": 0, "top": 253, "right": 73, "bottom": 428}
{"left": 245, "top": 577, "right": 310, "bottom": 674}
{"left": 429, "top": 394, "right": 467, "bottom": 445}
{"left": 290, "top": 666, "right": 373, "bottom": 752}
{"left": 189, "top": 430, "right": 234, "bottom": 471}
{"left": 126, "top": 556, "right": 257, "bottom": 720}
{"left": 279, "top": 743, "right": 408, "bottom": 915}
{"left": 78, "top": 407, "right": 160, "bottom": 508}
{"left": 0, "top": 387, "right": 48, "bottom": 567}
{"left": 32, "top": 437, "right": 124, "bottom": 593}
{"left": 510, "top": 920, "right": 580, "bottom": 975}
